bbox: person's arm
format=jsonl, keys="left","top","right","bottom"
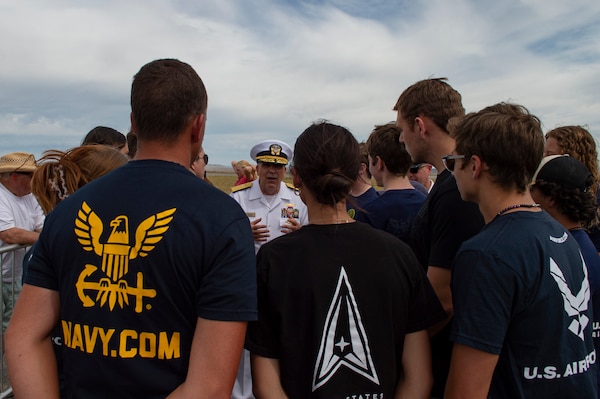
{"left": 395, "top": 330, "right": 432, "bottom": 399}
{"left": 5, "top": 284, "right": 61, "bottom": 399}
{"left": 0, "top": 227, "right": 40, "bottom": 245}
{"left": 167, "top": 318, "right": 247, "bottom": 399}
{"left": 444, "top": 343, "right": 499, "bottom": 399}
{"left": 426, "top": 266, "right": 452, "bottom": 336}
{"left": 251, "top": 354, "right": 289, "bottom": 399}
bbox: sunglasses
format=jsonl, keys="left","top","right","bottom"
{"left": 15, "top": 172, "right": 33, "bottom": 177}
{"left": 409, "top": 164, "right": 423, "bottom": 174}
{"left": 442, "top": 154, "right": 466, "bottom": 172}
{"left": 203, "top": 154, "right": 209, "bottom": 165}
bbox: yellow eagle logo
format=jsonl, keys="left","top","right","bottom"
{"left": 270, "top": 144, "right": 282, "bottom": 156}
{"left": 73, "top": 201, "right": 176, "bottom": 312}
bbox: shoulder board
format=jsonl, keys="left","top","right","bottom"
{"left": 231, "top": 182, "right": 253, "bottom": 193}
{"left": 285, "top": 182, "right": 297, "bottom": 190}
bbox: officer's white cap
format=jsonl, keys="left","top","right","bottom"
{"left": 250, "top": 140, "right": 293, "bottom": 165}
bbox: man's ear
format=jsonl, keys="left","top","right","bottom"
{"left": 129, "top": 113, "right": 136, "bottom": 133}
{"left": 471, "top": 155, "right": 486, "bottom": 178}
{"left": 414, "top": 117, "right": 427, "bottom": 138}
{"left": 191, "top": 114, "right": 206, "bottom": 143}
{"left": 375, "top": 156, "right": 385, "bottom": 171}
{"left": 291, "top": 167, "right": 301, "bottom": 187}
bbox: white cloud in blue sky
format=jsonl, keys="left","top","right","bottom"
{"left": 0, "top": 0, "right": 598, "bottom": 166}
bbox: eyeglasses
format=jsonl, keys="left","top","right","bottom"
{"left": 203, "top": 154, "right": 209, "bottom": 165}
{"left": 409, "top": 164, "right": 423, "bottom": 174}
{"left": 442, "top": 154, "right": 466, "bottom": 172}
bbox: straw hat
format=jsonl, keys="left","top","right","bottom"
{"left": 0, "top": 152, "right": 37, "bottom": 174}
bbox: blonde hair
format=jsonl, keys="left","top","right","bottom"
{"left": 32, "top": 145, "right": 128, "bottom": 214}
{"left": 232, "top": 160, "right": 257, "bottom": 181}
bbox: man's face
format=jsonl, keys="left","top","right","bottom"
{"left": 257, "top": 161, "right": 286, "bottom": 195}
{"left": 396, "top": 112, "right": 425, "bottom": 164}
{"left": 407, "top": 163, "right": 431, "bottom": 187}
{"left": 12, "top": 172, "right": 33, "bottom": 196}
{"left": 449, "top": 154, "right": 474, "bottom": 202}
{"left": 190, "top": 148, "right": 207, "bottom": 179}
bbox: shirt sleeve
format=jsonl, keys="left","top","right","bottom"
{"left": 245, "top": 245, "right": 280, "bottom": 358}
{"left": 24, "top": 216, "right": 58, "bottom": 291}
{"left": 428, "top": 185, "right": 483, "bottom": 269}
{"left": 197, "top": 215, "right": 257, "bottom": 322}
{"left": 403, "top": 247, "right": 447, "bottom": 333}
{"left": 450, "top": 249, "right": 515, "bottom": 354}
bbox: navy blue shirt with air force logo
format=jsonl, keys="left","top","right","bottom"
{"left": 451, "top": 211, "right": 597, "bottom": 398}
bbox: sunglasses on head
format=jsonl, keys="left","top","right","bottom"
{"left": 442, "top": 154, "right": 466, "bottom": 172}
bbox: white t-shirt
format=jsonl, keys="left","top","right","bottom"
{"left": 0, "top": 182, "right": 44, "bottom": 281}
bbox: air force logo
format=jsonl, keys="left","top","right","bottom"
{"left": 312, "top": 267, "right": 379, "bottom": 391}
{"left": 549, "top": 254, "right": 590, "bottom": 340}
{"left": 74, "top": 201, "right": 176, "bottom": 313}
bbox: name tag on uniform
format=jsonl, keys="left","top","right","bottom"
{"left": 246, "top": 212, "right": 256, "bottom": 217}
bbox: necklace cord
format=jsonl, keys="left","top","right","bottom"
{"left": 497, "top": 203, "right": 540, "bottom": 216}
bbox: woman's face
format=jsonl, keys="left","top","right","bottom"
{"left": 544, "top": 137, "right": 563, "bottom": 157}
{"left": 235, "top": 165, "right": 244, "bottom": 177}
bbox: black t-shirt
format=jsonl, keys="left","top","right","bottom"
{"left": 246, "top": 222, "right": 445, "bottom": 399}
{"left": 409, "top": 169, "right": 484, "bottom": 270}
{"left": 408, "top": 169, "right": 484, "bottom": 397}
{"left": 451, "top": 212, "right": 597, "bottom": 398}
{"left": 26, "top": 160, "right": 257, "bottom": 398}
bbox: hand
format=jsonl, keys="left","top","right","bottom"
{"left": 251, "top": 218, "right": 270, "bottom": 242}
{"left": 281, "top": 217, "right": 302, "bottom": 234}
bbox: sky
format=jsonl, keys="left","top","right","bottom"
{"left": 1, "top": 0, "right": 599, "bottom": 167}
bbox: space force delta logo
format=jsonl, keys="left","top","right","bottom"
{"left": 74, "top": 201, "right": 176, "bottom": 312}
{"left": 312, "top": 267, "right": 380, "bottom": 392}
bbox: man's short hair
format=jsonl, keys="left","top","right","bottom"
{"left": 358, "top": 142, "right": 372, "bottom": 179}
{"left": 393, "top": 77, "right": 464, "bottom": 132}
{"left": 82, "top": 126, "right": 126, "bottom": 149}
{"left": 453, "top": 102, "right": 544, "bottom": 193}
{"left": 366, "top": 123, "right": 412, "bottom": 175}
{"left": 131, "top": 59, "right": 207, "bottom": 143}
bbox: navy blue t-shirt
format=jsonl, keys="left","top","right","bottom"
{"left": 26, "top": 160, "right": 257, "bottom": 399}
{"left": 451, "top": 211, "right": 597, "bottom": 398}
{"left": 572, "top": 228, "right": 600, "bottom": 397}
{"left": 347, "top": 186, "right": 379, "bottom": 221}
{"left": 356, "top": 188, "right": 426, "bottom": 243}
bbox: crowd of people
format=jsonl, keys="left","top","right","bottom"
{"left": 0, "top": 58, "right": 598, "bottom": 398}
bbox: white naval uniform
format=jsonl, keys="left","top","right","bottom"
{"left": 229, "top": 180, "right": 307, "bottom": 399}
{"left": 230, "top": 180, "right": 308, "bottom": 254}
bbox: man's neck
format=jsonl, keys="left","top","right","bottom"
{"left": 0, "top": 180, "right": 21, "bottom": 197}
{"left": 478, "top": 186, "right": 540, "bottom": 224}
{"left": 383, "top": 174, "right": 413, "bottom": 191}
{"left": 135, "top": 141, "right": 192, "bottom": 168}
{"left": 350, "top": 179, "right": 372, "bottom": 197}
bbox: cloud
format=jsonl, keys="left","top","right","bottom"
{"left": 0, "top": 0, "right": 598, "bottom": 164}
